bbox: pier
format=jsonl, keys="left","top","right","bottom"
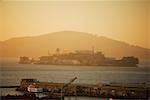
{"left": 1, "top": 78, "right": 149, "bottom": 99}
{"left": 0, "top": 86, "right": 19, "bottom": 88}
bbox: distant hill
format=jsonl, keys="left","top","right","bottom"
{"left": 1, "top": 31, "right": 150, "bottom": 62}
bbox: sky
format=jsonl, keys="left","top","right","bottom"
{"left": 0, "top": 0, "right": 150, "bottom": 49}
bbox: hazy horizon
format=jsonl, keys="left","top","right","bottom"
{"left": 0, "top": 0, "right": 150, "bottom": 48}
{"left": 1, "top": 30, "right": 150, "bottom": 50}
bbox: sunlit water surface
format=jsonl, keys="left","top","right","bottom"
{"left": 0, "top": 58, "right": 150, "bottom": 100}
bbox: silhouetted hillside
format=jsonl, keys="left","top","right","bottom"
{"left": 1, "top": 31, "right": 150, "bottom": 62}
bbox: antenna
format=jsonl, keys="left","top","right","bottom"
{"left": 92, "top": 46, "right": 95, "bottom": 54}
{"left": 48, "top": 50, "right": 50, "bottom": 56}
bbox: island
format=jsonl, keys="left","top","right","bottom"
{"left": 19, "top": 49, "right": 139, "bottom": 67}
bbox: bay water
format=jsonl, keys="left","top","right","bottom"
{"left": 0, "top": 58, "right": 150, "bottom": 100}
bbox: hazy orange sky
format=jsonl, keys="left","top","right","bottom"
{"left": 0, "top": 0, "right": 150, "bottom": 48}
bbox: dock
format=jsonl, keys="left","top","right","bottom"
{"left": 0, "top": 86, "right": 20, "bottom": 88}
{"left": 0, "top": 78, "right": 150, "bottom": 99}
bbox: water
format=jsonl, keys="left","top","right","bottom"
{"left": 0, "top": 58, "right": 150, "bottom": 99}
